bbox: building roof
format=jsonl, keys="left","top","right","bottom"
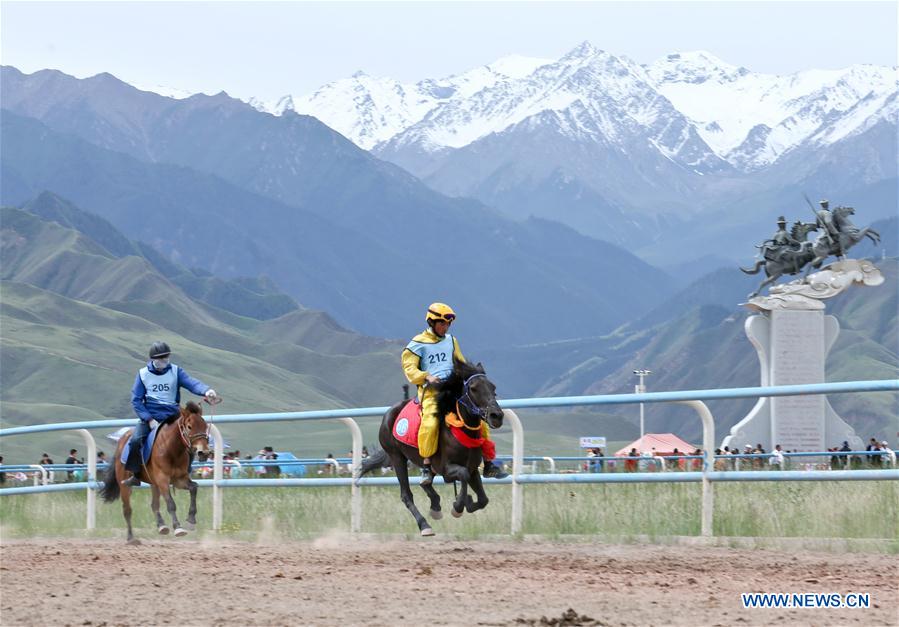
{"left": 614, "top": 433, "right": 698, "bottom": 456}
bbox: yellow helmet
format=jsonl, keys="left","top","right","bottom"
{"left": 426, "top": 302, "right": 456, "bottom": 325}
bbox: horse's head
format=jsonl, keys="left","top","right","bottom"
{"left": 180, "top": 401, "right": 209, "bottom": 454}
{"left": 834, "top": 205, "right": 855, "bottom": 217}
{"left": 791, "top": 221, "right": 818, "bottom": 241}
{"left": 438, "top": 359, "right": 504, "bottom": 430}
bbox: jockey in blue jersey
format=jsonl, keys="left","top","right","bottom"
{"left": 123, "top": 341, "right": 217, "bottom": 486}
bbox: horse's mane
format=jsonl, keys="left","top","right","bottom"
{"left": 435, "top": 359, "right": 483, "bottom": 419}
{"left": 184, "top": 400, "right": 203, "bottom": 416}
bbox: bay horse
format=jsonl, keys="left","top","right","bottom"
{"left": 355, "top": 359, "right": 505, "bottom": 536}
{"left": 99, "top": 401, "right": 210, "bottom": 544}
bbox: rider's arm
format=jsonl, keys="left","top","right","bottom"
{"left": 130, "top": 373, "right": 152, "bottom": 422}
{"left": 177, "top": 367, "right": 211, "bottom": 397}
{"left": 452, "top": 337, "right": 466, "bottom": 363}
{"left": 401, "top": 349, "right": 428, "bottom": 386}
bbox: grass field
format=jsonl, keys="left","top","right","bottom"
{"left": 2, "top": 481, "right": 896, "bottom": 543}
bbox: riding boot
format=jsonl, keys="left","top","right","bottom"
{"left": 122, "top": 445, "right": 143, "bottom": 487}
{"left": 483, "top": 461, "right": 509, "bottom": 479}
{"left": 420, "top": 464, "right": 434, "bottom": 486}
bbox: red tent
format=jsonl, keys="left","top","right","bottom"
{"left": 614, "top": 433, "right": 698, "bottom": 457}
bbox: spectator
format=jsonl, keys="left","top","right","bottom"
{"left": 97, "top": 450, "right": 107, "bottom": 464}
{"left": 593, "top": 448, "right": 604, "bottom": 473}
{"left": 64, "top": 448, "right": 81, "bottom": 481}
{"left": 39, "top": 452, "right": 54, "bottom": 483}
{"left": 881, "top": 441, "right": 896, "bottom": 468}
{"left": 770, "top": 444, "right": 784, "bottom": 470}
{"left": 259, "top": 446, "right": 280, "bottom": 477}
{"left": 866, "top": 438, "right": 880, "bottom": 467}
{"left": 692, "top": 448, "right": 703, "bottom": 471}
{"left": 625, "top": 448, "right": 638, "bottom": 472}
{"left": 361, "top": 446, "right": 370, "bottom": 459}
{"left": 829, "top": 447, "right": 842, "bottom": 470}
{"left": 714, "top": 448, "right": 726, "bottom": 471}
{"left": 325, "top": 452, "right": 336, "bottom": 476}
{"left": 0, "top": 455, "right": 5, "bottom": 485}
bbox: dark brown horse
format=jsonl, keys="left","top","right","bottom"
{"left": 355, "top": 359, "right": 504, "bottom": 536}
{"left": 100, "top": 401, "right": 210, "bottom": 544}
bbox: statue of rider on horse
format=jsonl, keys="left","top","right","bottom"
{"left": 742, "top": 198, "right": 881, "bottom": 298}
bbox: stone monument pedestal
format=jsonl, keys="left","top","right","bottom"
{"left": 722, "top": 259, "right": 883, "bottom": 452}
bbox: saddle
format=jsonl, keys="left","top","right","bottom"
{"left": 392, "top": 399, "right": 422, "bottom": 448}
{"left": 119, "top": 417, "right": 174, "bottom": 464}
{"left": 392, "top": 398, "right": 495, "bottom": 458}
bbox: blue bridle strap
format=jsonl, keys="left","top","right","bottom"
{"left": 457, "top": 373, "right": 488, "bottom": 419}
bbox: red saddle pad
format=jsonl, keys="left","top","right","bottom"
{"left": 393, "top": 399, "right": 421, "bottom": 448}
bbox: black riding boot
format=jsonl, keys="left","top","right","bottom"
{"left": 123, "top": 445, "right": 143, "bottom": 487}
{"left": 483, "top": 461, "right": 509, "bottom": 479}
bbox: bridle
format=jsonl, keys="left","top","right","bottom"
{"left": 456, "top": 373, "right": 492, "bottom": 429}
{"left": 178, "top": 413, "right": 210, "bottom": 450}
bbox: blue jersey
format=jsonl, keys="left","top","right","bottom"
{"left": 131, "top": 362, "right": 209, "bottom": 422}
{"left": 405, "top": 333, "right": 456, "bottom": 381}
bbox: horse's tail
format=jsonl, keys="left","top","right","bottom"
{"left": 354, "top": 449, "right": 389, "bottom": 483}
{"left": 99, "top": 463, "right": 120, "bottom": 503}
{"left": 740, "top": 261, "right": 763, "bottom": 275}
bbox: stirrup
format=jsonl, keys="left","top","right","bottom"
{"left": 420, "top": 465, "right": 434, "bottom": 486}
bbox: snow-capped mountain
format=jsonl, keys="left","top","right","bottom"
{"left": 248, "top": 54, "right": 552, "bottom": 150}
{"left": 647, "top": 51, "right": 898, "bottom": 170}
{"left": 250, "top": 42, "right": 895, "bottom": 173}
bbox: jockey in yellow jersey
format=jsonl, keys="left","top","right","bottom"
{"left": 402, "top": 302, "right": 507, "bottom": 485}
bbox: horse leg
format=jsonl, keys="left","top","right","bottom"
{"left": 420, "top": 481, "right": 442, "bottom": 520}
{"left": 120, "top": 480, "right": 140, "bottom": 545}
{"left": 161, "top": 480, "right": 186, "bottom": 536}
{"left": 466, "top": 470, "right": 489, "bottom": 513}
{"left": 444, "top": 463, "right": 470, "bottom": 518}
{"left": 171, "top": 473, "right": 197, "bottom": 529}
{"left": 392, "top": 455, "right": 433, "bottom": 536}
{"left": 185, "top": 479, "right": 198, "bottom": 530}
{"left": 151, "top": 484, "right": 169, "bottom": 534}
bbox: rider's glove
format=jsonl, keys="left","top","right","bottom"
{"left": 205, "top": 389, "right": 218, "bottom": 400}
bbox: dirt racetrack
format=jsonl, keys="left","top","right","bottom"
{"left": 1, "top": 536, "right": 896, "bottom": 626}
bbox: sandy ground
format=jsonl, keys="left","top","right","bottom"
{"left": 0, "top": 536, "right": 896, "bottom": 626}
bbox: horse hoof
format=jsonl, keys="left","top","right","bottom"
{"left": 158, "top": 525, "right": 170, "bottom": 535}
{"left": 174, "top": 528, "right": 188, "bottom": 537}
{"left": 127, "top": 538, "right": 141, "bottom": 546}
{"left": 420, "top": 527, "right": 435, "bottom": 537}
{"left": 183, "top": 521, "right": 196, "bottom": 531}
{"left": 429, "top": 509, "right": 443, "bottom": 520}
{"left": 451, "top": 508, "right": 463, "bottom": 518}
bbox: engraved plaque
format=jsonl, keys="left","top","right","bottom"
{"left": 770, "top": 310, "right": 825, "bottom": 451}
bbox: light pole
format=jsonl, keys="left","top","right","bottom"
{"left": 634, "top": 369, "right": 652, "bottom": 443}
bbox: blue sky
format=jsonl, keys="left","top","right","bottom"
{"left": 2, "top": 1, "right": 896, "bottom": 100}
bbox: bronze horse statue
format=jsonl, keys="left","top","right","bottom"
{"left": 100, "top": 401, "right": 210, "bottom": 544}
{"left": 741, "top": 221, "right": 819, "bottom": 297}
{"left": 805, "top": 205, "right": 880, "bottom": 274}
{"left": 355, "top": 359, "right": 504, "bottom": 536}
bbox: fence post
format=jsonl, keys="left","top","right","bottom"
{"left": 675, "top": 400, "right": 715, "bottom": 537}
{"left": 503, "top": 409, "right": 524, "bottom": 534}
{"left": 210, "top": 424, "right": 224, "bottom": 531}
{"left": 339, "top": 417, "right": 363, "bottom": 533}
{"left": 76, "top": 429, "right": 97, "bottom": 530}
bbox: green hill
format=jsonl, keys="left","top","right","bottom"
{"left": 0, "top": 203, "right": 408, "bottom": 462}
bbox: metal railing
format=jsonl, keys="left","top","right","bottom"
{"left": 1, "top": 379, "right": 896, "bottom": 536}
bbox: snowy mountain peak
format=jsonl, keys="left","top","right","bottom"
{"left": 647, "top": 51, "right": 747, "bottom": 84}
{"left": 562, "top": 40, "right": 601, "bottom": 61}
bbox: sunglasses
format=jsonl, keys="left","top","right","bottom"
{"left": 429, "top": 311, "right": 455, "bottom": 322}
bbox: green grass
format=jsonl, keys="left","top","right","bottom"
{"left": 2, "top": 482, "right": 896, "bottom": 541}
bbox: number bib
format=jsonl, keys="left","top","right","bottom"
{"left": 139, "top": 365, "right": 179, "bottom": 404}
{"left": 406, "top": 334, "right": 455, "bottom": 381}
